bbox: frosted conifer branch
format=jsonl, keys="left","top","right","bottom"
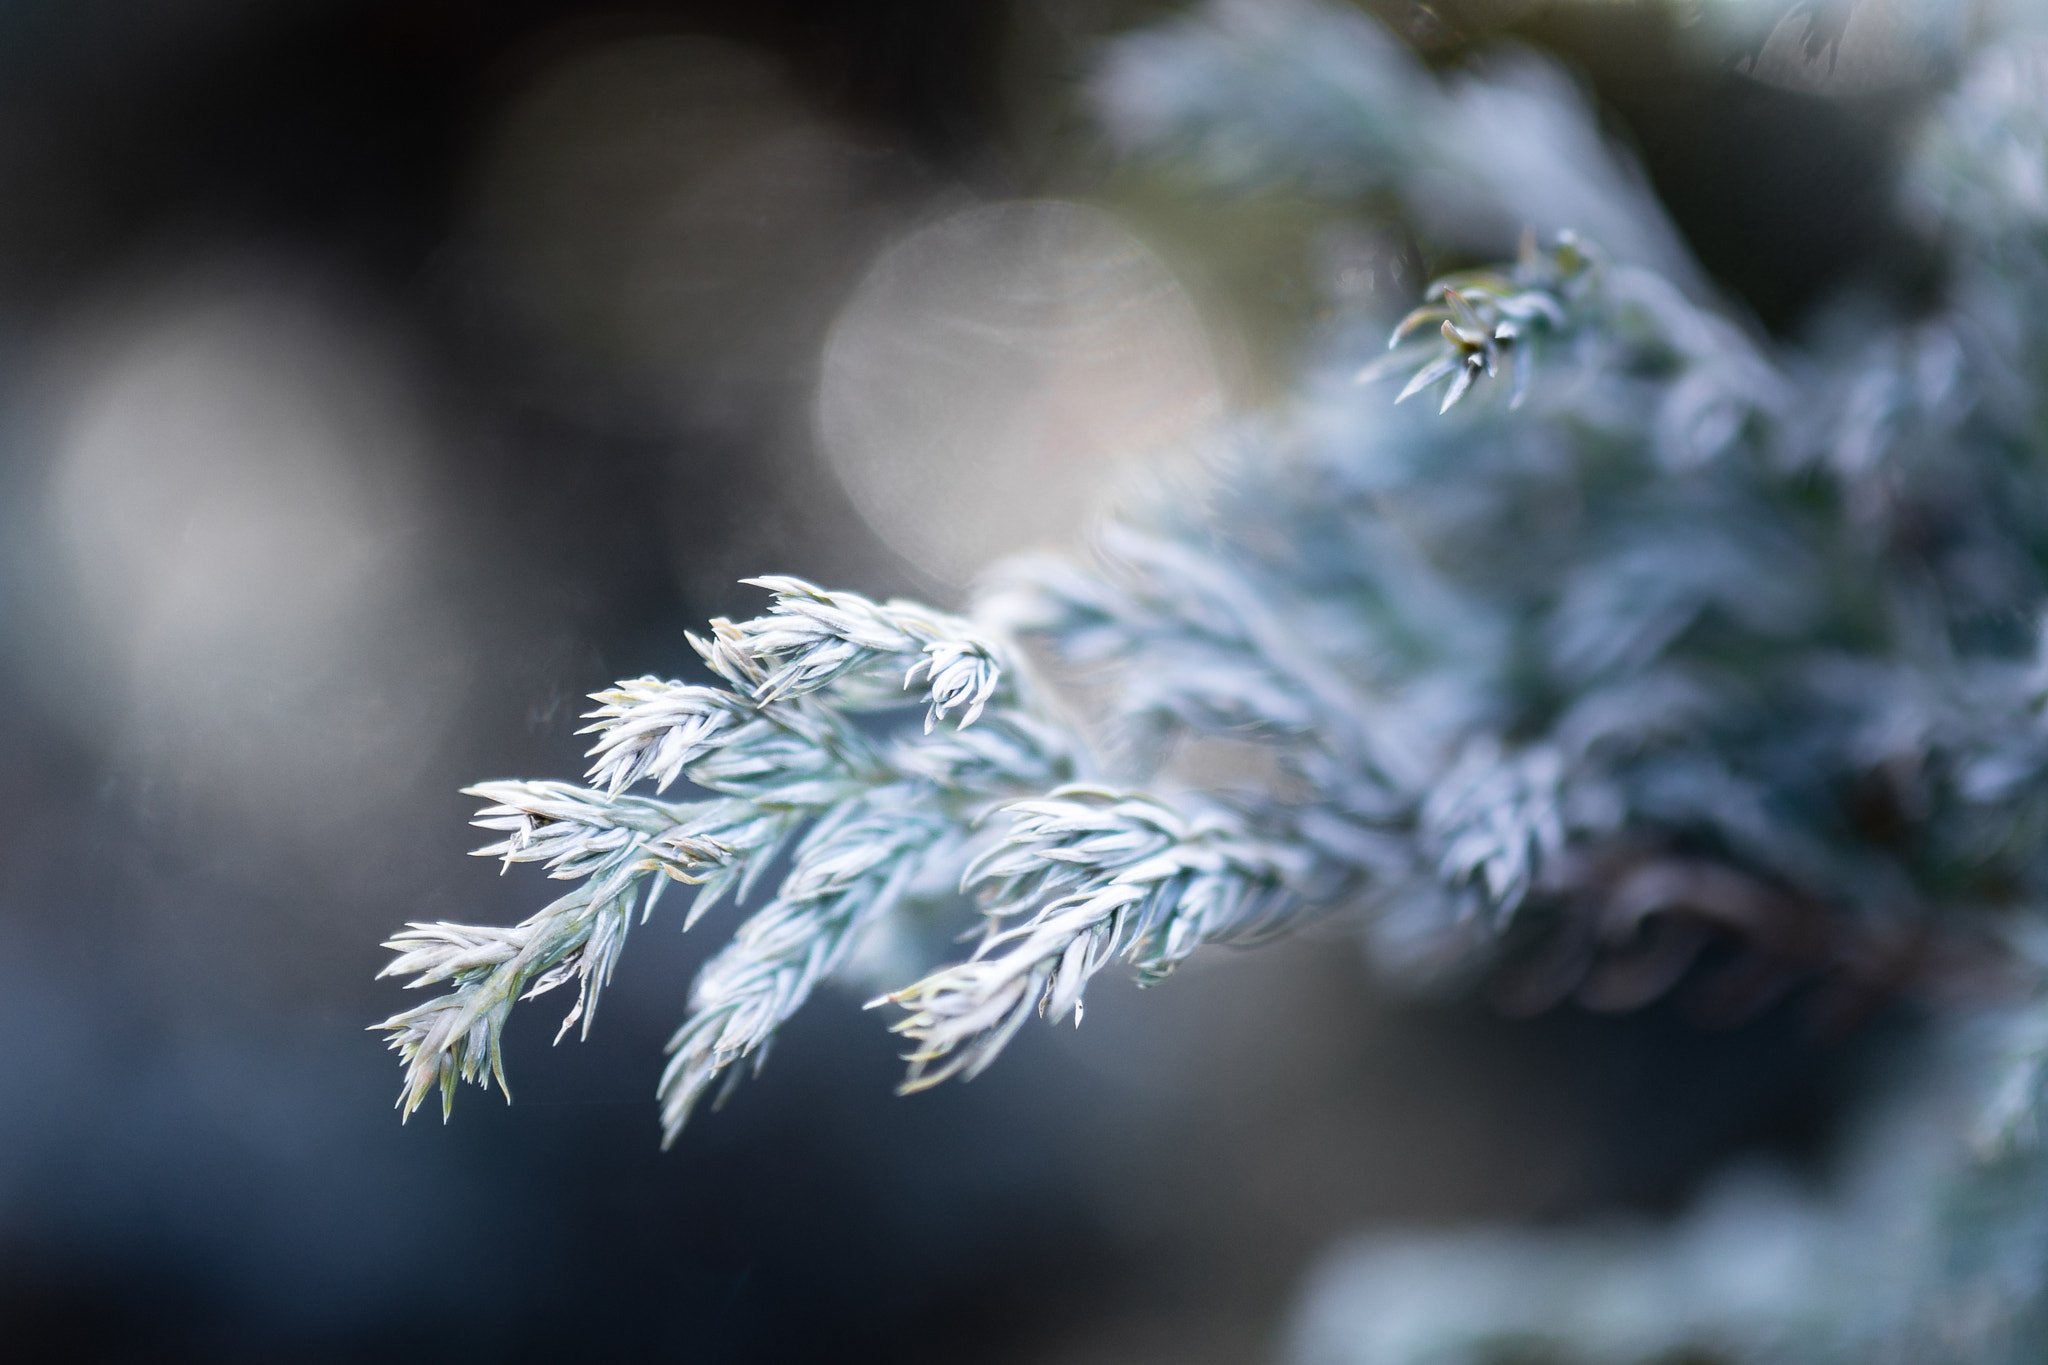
{"left": 377, "top": 880, "right": 662, "bottom": 1123}
{"left": 376, "top": 601, "right": 899, "bottom": 1122}
{"left": 580, "top": 680, "right": 747, "bottom": 795}
{"left": 1357, "top": 231, "right": 1592, "bottom": 413}
{"left": 374, "top": 777, "right": 833, "bottom": 1126}
{"left": 988, "top": 528, "right": 1430, "bottom": 822}
{"left": 657, "top": 788, "right": 958, "bottom": 1143}
{"left": 1358, "top": 230, "right": 1789, "bottom": 454}
{"left": 1420, "top": 740, "right": 1569, "bottom": 916}
{"left": 464, "top": 779, "right": 727, "bottom": 883}
{"left": 876, "top": 786, "right": 1305, "bottom": 1092}
{"left": 374, "top": 778, "right": 816, "bottom": 1122}
{"left": 377, "top": 571, "right": 1056, "bottom": 1131}
{"left": 995, "top": 530, "right": 1359, "bottom": 751}
{"left": 883, "top": 710, "right": 1075, "bottom": 798}
{"left": 725, "top": 576, "right": 1003, "bottom": 726}
{"left": 580, "top": 578, "right": 1002, "bottom": 801}
{"left": 580, "top": 578, "right": 1000, "bottom": 801}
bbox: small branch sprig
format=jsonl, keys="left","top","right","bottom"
{"left": 657, "top": 788, "right": 959, "bottom": 1142}
{"left": 374, "top": 576, "right": 1042, "bottom": 1132}
{"left": 1358, "top": 231, "right": 1594, "bottom": 412}
{"left": 876, "top": 786, "right": 1305, "bottom": 1091}
{"left": 700, "top": 576, "right": 1003, "bottom": 726}
{"left": 989, "top": 525, "right": 1396, "bottom": 778}
{"left": 376, "top": 777, "right": 861, "bottom": 1122}
{"left": 1420, "top": 740, "right": 1569, "bottom": 918}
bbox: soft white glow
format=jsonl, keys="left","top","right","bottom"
{"left": 816, "top": 200, "right": 1226, "bottom": 585}
{"left": 43, "top": 273, "right": 467, "bottom": 830}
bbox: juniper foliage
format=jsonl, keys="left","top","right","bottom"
{"left": 377, "top": 1, "right": 2048, "bottom": 1357}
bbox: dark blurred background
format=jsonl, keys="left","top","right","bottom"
{"left": 0, "top": 2, "right": 1919, "bottom": 1361}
